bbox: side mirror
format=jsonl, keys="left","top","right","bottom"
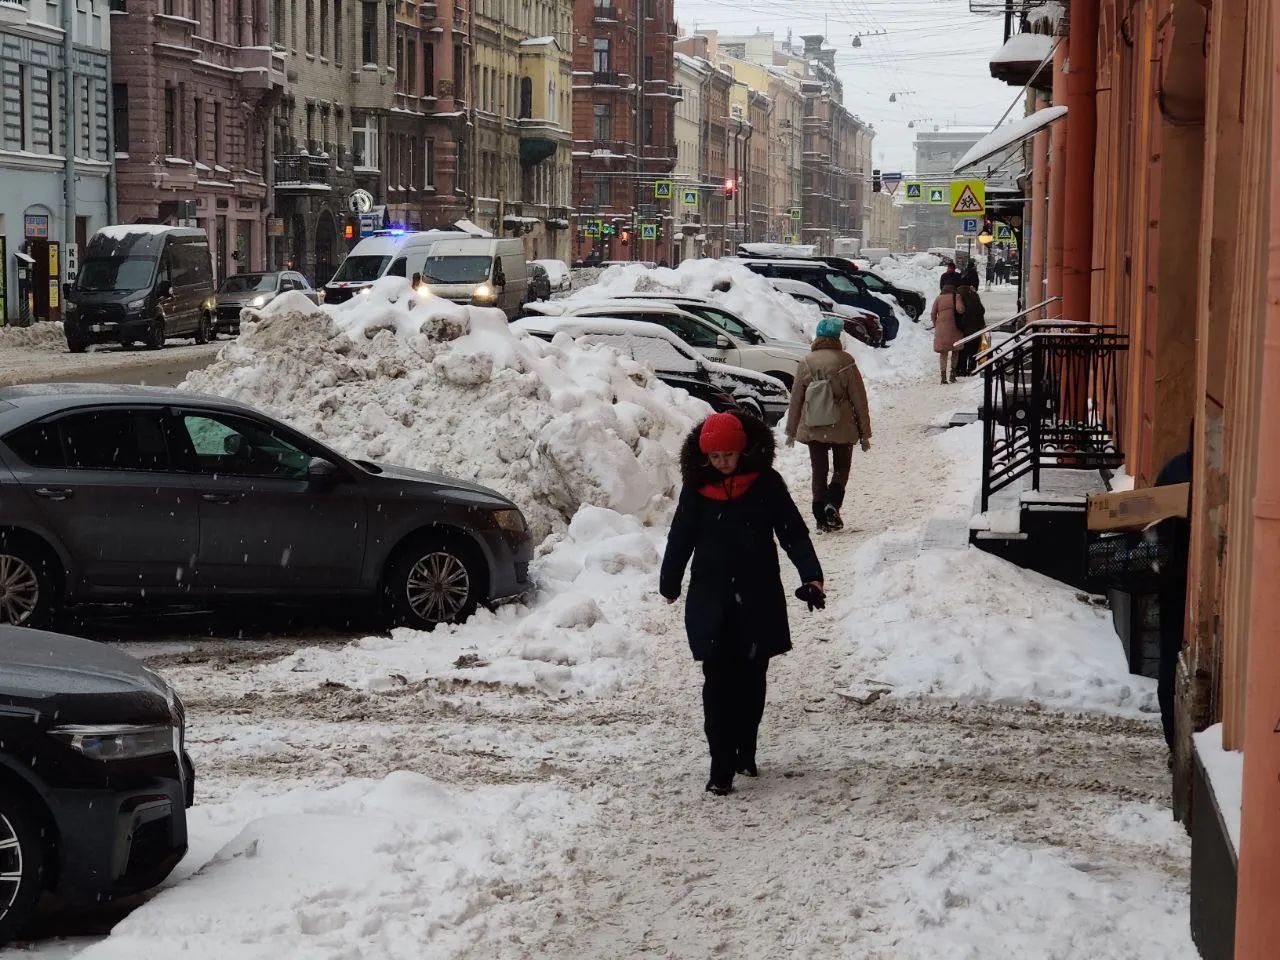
{"left": 307, "top": 457, "right": 339, "bottom": 488}
{"left": 715, "top": 334, "right": 732, "bottom": 349}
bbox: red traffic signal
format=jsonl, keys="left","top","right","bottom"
{"left": 723, "top": 178, "right": 737, "bottom": 198}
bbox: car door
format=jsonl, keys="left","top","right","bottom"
{"left": 169, "top": 406, "right": 369, "bottom": 592}
{"left": 1, "top": 406, "right": 199, "bottom": 593}
{"left": 611, "top": 311, "right": 743, "bottom": 368}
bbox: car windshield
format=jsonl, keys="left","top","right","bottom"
{"left": 825, "top": 273, "right": 865, "bottom": 295}
{"left": 219, "top": 273, "right": 279, "bottom": 294}
{"left": 858, "top": 273, "right": 887, "bottom": 291}
{"left": 687, "top": 306, "right": 764, "bottom": 344}
{"left": 421, "top": 255, "right": 493, "bottom": 284}
{"left": 330, "top": 255, "right": 391, "bottom": 283}
{"left": 75, "top": 256, "right": 157, "bottom": 292}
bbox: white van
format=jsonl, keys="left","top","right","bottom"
{"left": 323, "top": 230, "right": 470, "bottom": 304}
{"left": 418, "top": 238, "right": 528, "bottom": 318}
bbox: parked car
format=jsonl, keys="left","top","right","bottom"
{"left": 418, "top": 238, "right": 529, "bottom": 318}
{"left": 526, "top": 263, "right": 552, "bottom": 304}
{"left": 513, "top": 315, "right": 789, "bottom": 423}
{"left": 823, "top": 258, "right": 926, "bottom": 321}
{"left": 767, "top": 278, "right": 885, "bottom": 347}
{"left": 735, "top": 257, "right": 900, "bottom": 343}
{"left": 533, "top": 259, "right": 572, "bottom": 294}
{"left": 523, "top": 300, "right": 807, "bottom": 387}
{"left": 63, "top": 226, "right": 215, "bottom": 352}
{"left": 0, "top": 385, "right": 533, "bottom": 629}
{"left": 0, "top": 625, "right": 194, "bottom": 945}
{"left": 214, "top": 270, "right": 322, "bottom": 336}
{"left": 556, "top": 291, "right": 810, "bottom": 349}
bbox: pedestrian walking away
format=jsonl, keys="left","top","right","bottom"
{"left": 962, "top": 259, "right": 980, "bottom": 289}
{"left": 985, "top": 256, "right": 996, "bottom": 290}
{"left": 660, "top": 411, "right": 824, "bottom": 797}
{"left": 931, "top": 274, "right": 965, "bottom": 383}
{"left": 784, "top": 316, "right": 873, "bottom": 533}
{"left": 939, "top": 262, "right": 959, "bottom": 292}
{"left": 954, "top": 283, "right": 986, "bottom": 376}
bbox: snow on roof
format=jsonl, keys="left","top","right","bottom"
{"left": 991, "top": 32, "right": 1054, "bottom": 65}
{"left": 739, "top": 241, "right": 817, "bottom": 258}
{"left": 519, "top": 35, "right": 556, "bottom": 46}
{"left": 453, "top": 218, "right": 493, "bottom": 237}
{"left": 953, "top": 105, "right": 1068, "bottom": 174}
{"left": 96, "top": 224, "right": 178, "bottom": 240}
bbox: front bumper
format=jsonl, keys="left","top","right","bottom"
{"left": 65, "top": 316, "right": 152, "bottom": 343}
{"left": 479, "top": 528, "right": 535, "bottom": 605}
{"left": 46, "top": 750, "right": 194, "bottom": 903}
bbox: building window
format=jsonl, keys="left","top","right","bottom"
{"left": 519, "top": 77, "right": 532, "bottom": 119}
{"left": 395, "top": 33, "right": 404, "bottom": 89}
{"left": 361, "top": 1, "right": 377, "bottom": 65}
{"left": 453, "top": 42, "right": 465, "bottom": 101}
{"left": 112, "top": 82, "right": 129, "bottom": 152}
{"left": 644, "top": 56, "right": 653, "bottom": 80}
{"left": 644, "top": 108, "right": 653, "bottom": 143}
{"left": 290, "top": 0, "right": 297, "bottom": 49}
{"left": 163, "top": 0, "right": 173, "bottom": 14}
{"left": 272, "top": 0, "right": 283, "bottom": 45}
{"left": 164, "top": 86, "right": 177, "bottom": 155}
{"left": 406, "top": 37, "right": 416, "bottom": 95}
{"left": 592, "top": 38, "right": 610, "bottom": 74}
{"left": 593, "top": 102, "right": 610, "bottom": 141}
{"left": 193, "top": 97, "right": 203, "bottom": 161}
{"left": 424, "top": 42, "right": 434, "bottom": 94}
{"left": 425, "top": 137, "right": 435, "bottom": 187}
{"left": 306, "top": 0, "right": 314, "bottom": 52}
{"left": 352, "top": 113, "right": 378, "bottom": 168}
{"left": 213, "top": 101, "right": 223, "bottom": 164}
{"left": 594, "top": 178, "right": 609, "bottom": 208}
{"left": 211, "top": 0, "right": 222, "bottom": 41}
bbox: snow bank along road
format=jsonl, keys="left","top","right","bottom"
{"left": 0, "top": 322, "right": 222, "bottom": 388}
{"left": 8, "top": 280, "right": 1197, "bottom": 959}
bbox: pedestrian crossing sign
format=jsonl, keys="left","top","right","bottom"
{"left": 585, "top": 220, "right": 601, "bottom": 237}
{"left": 905, "top": 182, "right": 923, "bottom": 201}
{"left": 950, "top": 179, "right": 986, "bottom": 216}
{"left": 995, "top": 223, "right": 1013, "bottom": 240}
{"left": 640, "top": 224, "right": 657, "bottom": 240}
{"left": 654, "top": 179, "right": 673, "bottom": 200}
{"left": 681, "top": 188, "right": 699, "bottom": 207}
{"left": 928, "top": 186, "right": 946, "bottom": 204}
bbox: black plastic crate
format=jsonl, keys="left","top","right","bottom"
{"left": 1087, "top": 531, "right": 1170, "bottom": 591}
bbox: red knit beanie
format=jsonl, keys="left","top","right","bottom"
{"left": 698, "top": 412, "right": 748, "bottom": 454}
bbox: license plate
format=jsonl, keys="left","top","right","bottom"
{"left": 90, "top": 324, "right": 104, "bottom": 332}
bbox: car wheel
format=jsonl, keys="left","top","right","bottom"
{"left": 0, "top": 536, "right": 56, "bottom": 627}
{"left": 145, "top": 317, "right": 166, "bottom": 350}
{"left": 0, "top": 796, "right": 46, "bottom": 946}
{"left": 194, "top": 311, "right": 211, "bottom": 345}
{"left": 65, "top": 336, "right": 86, "bottom": 354}
{"left": 386, "top": 536, "right": 485, "bottom": 630}
{"left": 736, "top": 397, "right": 766, "bottom": 422}
{"left": 904, "top": 302, "right": 921, "bottom": 321}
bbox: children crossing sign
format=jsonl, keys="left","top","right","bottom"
{"left": 949, "top": 179, "right": 986, "bottom": 216}
{"left": 653, "top": 179, "right": 673, "bottom": 200}
{"left": 905, "top": 182, "right": 923, "bottom": 201}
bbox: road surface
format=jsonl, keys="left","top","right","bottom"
{"left": 0, "top": 336, "right": 223, "bottom": 388}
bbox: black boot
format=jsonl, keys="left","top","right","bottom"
{"left": 705, "top": 777, "right": 735, "bottom": 795}
{"left": 736, "top": 750, "right": 759, "bottom": 777}
{"left": 824, "top": 485, "right": 845, "bottom": 531}
{"left": 812, "top": 504, "right": 832, "bottom": 533}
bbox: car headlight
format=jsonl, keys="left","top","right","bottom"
{"left": 472, "top": 283, "right": 496, "bottom": 304}
{"left": 50, "top": 723, "right": 177, "bottom": 761}
{"left": 359, "top": 287, "right": 372, "bottom": 296}
{"left": 126, "top": 297, "right": 147, "bottom": 312}
{"left": 491, "top": 508, "right": 527, "bottom": 533}
{"left": 250, "top": 294, "right": 268, "bottom": 308}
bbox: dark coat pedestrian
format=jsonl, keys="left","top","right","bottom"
{"left": 962, "top": 261, "right": 980, "bottom": 289}
{"left": 660, "top": 411, "right": 823, "bottom": 795}
{"left": 954, "top": 284, "right": 985, "bottom": 375}
{"left": 939, "top": 264, "right": 959, "bottom": 291}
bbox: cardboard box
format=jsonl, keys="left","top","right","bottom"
{"left": 1087, "top": 483, "right": 1190, "bottom": 531}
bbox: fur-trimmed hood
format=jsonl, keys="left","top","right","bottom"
{"left": 679, "top": 412, "right": 776, "bottom": 489}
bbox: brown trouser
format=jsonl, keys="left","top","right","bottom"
{"left": 808, "top": 442, "right": 853, "bottom": 512}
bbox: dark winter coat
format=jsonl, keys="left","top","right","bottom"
{"left": 660, "top": 414, "right": 823, "bottom": 662}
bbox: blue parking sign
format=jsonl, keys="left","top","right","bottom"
{"left": 962, "top": 218, "right": 979, "bottom": 235}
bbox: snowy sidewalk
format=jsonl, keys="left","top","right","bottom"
{"left": 9, "top": 283, "right": 1197, "bottom": 960}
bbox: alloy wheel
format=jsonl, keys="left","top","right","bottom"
{"left": 0, "top": 554, "right": 38, "bottom": 625}
{"left": 405, "top": 552, "right": 471, "bottom": 623}
{"left": 0, "top": 811, "right": 23, "bottom": 923}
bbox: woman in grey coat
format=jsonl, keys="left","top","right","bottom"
{"left": 784, "top": 317, "right": 873, "bottom": 531}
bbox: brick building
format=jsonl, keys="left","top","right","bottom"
{"left": 111, "top": 0, "right": 285, "bottom": 280}
{"left": 571, "top": 0, "right": 678, "bottom": 264}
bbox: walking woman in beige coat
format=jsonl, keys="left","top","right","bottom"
{"left": 785, "top": 317, "right": 873, "bottom": 532}
{"left": 931, "top": 275, "right": 965, "bottom": 384}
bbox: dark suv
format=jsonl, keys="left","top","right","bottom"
{"left": 0, "top": 626, "right": 194, "bottom": 944}
{"left": 0, "top": 385, "right": 533, "bottom": 629}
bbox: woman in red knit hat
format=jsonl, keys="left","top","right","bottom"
{"left": 660, "top": 410, "right": 825, "bottom": 795}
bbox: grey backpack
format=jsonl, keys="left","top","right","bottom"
{"left": 802, "top": 360, "right": 850, "bottom": 428}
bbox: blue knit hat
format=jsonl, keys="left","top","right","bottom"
{"left": 816, "top": 316, "right": 844, "bottom": 339}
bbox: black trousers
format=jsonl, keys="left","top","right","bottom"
{"left": 959, "top": 337, "right": 980, "bottom": 375}
{"left": 1158, "top": 585, "right": 1187, "bottom": 749}
{"left": 808, "top": 442, "right": 854, "bottom": 512}
{"left": 702, "top": 651, "right": 769, "bottom": 780}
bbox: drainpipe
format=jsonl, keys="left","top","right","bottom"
{"left": 62, "top": 0, "right": 76, "bottom": 302}
{"left": 1234, "top": 12, "right": 1280, "bottom": 950}
{"left": 1027, "top": 92, "right": 1049, "bottom": 321}
{"left": 105, "top": 62, "right": 117, "bottom": 225}
{"left": 1061, "top": 0, "right": 1098, "bottom": 324}
{"left": 1046, "top": 39, "right": 1068, "bottom": 310}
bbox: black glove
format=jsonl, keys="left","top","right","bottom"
{"left": 794, "top": 583, "right": 826, "bottom": 611}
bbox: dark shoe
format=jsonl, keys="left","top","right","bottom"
{"left": 736, "top": 755, "right": 759, "bottom": 777}
{"left": 823, "top": 501, "right": 844, "bottom": 531}
{"left": 706, "top": 777, "right": 734, "bottom": 796}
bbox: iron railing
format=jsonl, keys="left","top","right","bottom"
{"left": 274, "top": 154, "right": 330, "bottom": 187}
{"left": 980, "top": 320, "right": 1128, "bottom": 511}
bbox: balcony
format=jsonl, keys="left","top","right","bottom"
{"left": 274, "top": 154, "right": 331, "bottom": 190}
{"left": 235, "top": 46, "right": 287, "bottom": 92}
{"left": 593, "top": 5, "right": 618, "bottom": 20}
{"left": 591, "top": 70, "right": 620, "bottom": 86}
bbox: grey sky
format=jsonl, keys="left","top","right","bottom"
{"left": 673, "top": 0, "right": 1017, "bottom": 174}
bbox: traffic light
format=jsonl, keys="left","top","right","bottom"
{"left": 872, "top": 169, "right": 881, "bottom": 193}
{"left": 621, "top": 230, "right": 631, "bottom": 245}
{"left": 344, "top": 221, "right": 356, "bottom": 241}
{"left": 723, "top": 178, "right": 736, "bottom": 198}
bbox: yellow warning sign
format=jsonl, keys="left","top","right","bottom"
{"left": 950, "top": 179, "right": 986, "bottom": 216}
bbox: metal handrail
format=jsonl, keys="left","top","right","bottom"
{"left": 952, "top": 295, "right": 1063, "bottom": 347}
{"left": 973, "top": 318, "right": 1114, "bottom": 372}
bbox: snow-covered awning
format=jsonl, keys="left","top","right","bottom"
{"left": 453, "top": 218, "right": 493, "bottom": 238}
{"left": 990, "top": 33, "right": 1056, "bottom": 89}
{"left": 953, "top": 105, "right": 1067, "bottom": 175}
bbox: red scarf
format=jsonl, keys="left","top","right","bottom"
{"left": 698, "top": 472, "right": 761, "bottom": 501}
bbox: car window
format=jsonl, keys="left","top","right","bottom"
{"left": 39, "top": 409, "right": 172, "bottom": 472}
{"left": 3, "top": 422, "right": 64, "bottom": 468}
{"left": 619, "top": 312, "right": 720, "bottom": 349}
{"left": 859, "top": 273, "right": 887, "bottom": 291}
{"left": 685, "top": 306, "right": 761, "bottom": 344}
{"left": 630, "top": 335, "right": 701, "bottom": 373}
{"left": 179, "top": 412, "right": 311, "bottom": 480}
{"left": 825, "top": 272, "right": 864, "bottom": 295}
{"left": 387, "top": 258, "right": 408, "bottom": 278}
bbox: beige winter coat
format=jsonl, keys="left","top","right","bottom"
{"left": 931, "top": 288, "right": 964, "bottom": 352}
{"left": 785, "top": 338, "right": 872, "bottom": 445}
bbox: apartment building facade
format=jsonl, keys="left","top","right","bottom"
{"left": 111, "top": 0, "right": 285, "bottom": 281}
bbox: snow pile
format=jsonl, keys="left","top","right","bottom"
{"left": 1193, "top": 723, "right": 1243, "bottom": 853}
{"left": 74, "top": 773, "right": 583, "bottom": 960}
{"left": 183, "top": 277, "right": 709, "bottom": 541}
{"left": 0, "top": 320, "right": 64, "bottom": 351}
{"left": 261, "top": 507, "right": 666, "bottom": 697}
{"left": 574, "top": 259, "right": 816, "bottom": 342}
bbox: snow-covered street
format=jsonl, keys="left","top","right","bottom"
{"left": 5, "top": 270, "right": 1197, "bottom": 959}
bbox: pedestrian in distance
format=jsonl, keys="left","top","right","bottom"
{"left": 784, "top": 316, "right": 873, "bottom": 533}
{"left": 930, "top": 273, "right": 965, "bottom": 384}
{"left": 660, "top": 411, "right": 825, "bottom": 797}
{"left": 954, "top": 283, "right": 986, "bottom": 376}
{"left": 939, "top": 262, "right": 959, "bottom": 292}
{"left": 985, "top": 255, "right": 997, "bottom": 290}
{"left": 962, "top": 259, "right": 980, "bottom": 289}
